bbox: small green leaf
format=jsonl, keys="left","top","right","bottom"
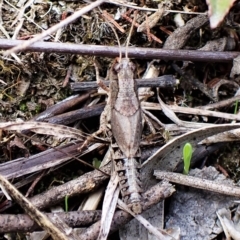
{"left": 206, "top": 0, "right": 236, "bottom": 28}
{"left": 183, "top": 143, "right": 193, "bottom": 175}
{"left": 92, "top": 158, "right": 101, "bottom": 168}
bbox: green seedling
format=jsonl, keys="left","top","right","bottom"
{"left": 65, "top": 195, "right": 69, "bottom": 212}
{"left": 234, "top": 100, "right": 239, "bottom": 114}
{"left": 92, "top": 158, "right": 101, "bottom": 168}
{"left": 183, "top": 142, "right": 193, "bottom": 175}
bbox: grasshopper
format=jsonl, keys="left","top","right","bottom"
{"left": 109, "top": 55, "right": 143, "bottom": 214}
{"left": 89, "top": 18, "right": 143, "bottom": 215}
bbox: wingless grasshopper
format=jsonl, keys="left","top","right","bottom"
{"left": 110, "top": 56, "right": 143, "bottom": 214}
{"left": 89, "top": 17, "right": 143, "bottom": 214}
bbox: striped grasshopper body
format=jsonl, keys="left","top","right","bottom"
{"left": 110, "top": 58, "right": 143, "bottom": 214}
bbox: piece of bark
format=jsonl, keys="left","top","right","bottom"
{"left": 164, "top": 15, "right": 209, "bottom": 50}
{"left": 230, "top": 55, "right": 240, "bottom": 79}
{"left": 198, "top": 37, "right": 236, "bottom": 51}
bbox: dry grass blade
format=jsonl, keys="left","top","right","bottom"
{"left": 98, "top": 173, "right": 119, "bottom": 240}
{"left": 157, "top": 88, "right": 183, "bottom": 126}
{"left": 200, "top": 128, "right": 240, "bottom": 144}
{"left": 142, "top": 102, "right": 240, "bottom": 121}
{"left": 0, "top": 121, "right": 85, "bottom": 140}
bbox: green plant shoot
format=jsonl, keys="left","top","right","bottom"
{"left": 234, "top": 100, "right": 239, "bottom": 114}
{"left": 92, "top": 158, "right": 101, "bottom": 168}
{"left": 183, "top": 142, "right": 193, "bottom": 175}
{"left": 65, "top": 195, "right": 69, "bottom": 212}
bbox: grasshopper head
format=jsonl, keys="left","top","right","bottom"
{"left": 114, "top": 58, "right": 135, "bottom": 74}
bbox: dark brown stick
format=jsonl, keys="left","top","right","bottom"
{"left": 33, "top": 91, "right": 96, "bottom": 121}
{"left": 71, "top": 75, "right": 178, "bottom": 92}
{"left": 46, "top": 103, "right": 105, "bottom": 125}
{"left": 0, "top": 39, "right": 239, "bottom": 62}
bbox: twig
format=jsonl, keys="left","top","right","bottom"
{"left": 1, "top": 39, "right": 239, "bottom": 62}
{"left": 25, "top": 170, "right": 46, "bottom": 198}
{"left": 46, "top": 103, "right": 105, "bottom": 125}
{"left": 29, "top": 164, "right": 111, "bottom": 210}
{"left": 62, "top": 64, "right": 73, "bottom": 87}
{"left": 71, "top": 75, "right": 178, "bottom": 91}
{"left": 0, "top": 182, "right": 174, "bottom": 234}
{"left": 197, "top": 95, "right": 240, "bottom": 110}
{"left": 154, "top": 171, "right": 240, "bottom": 197}
{"left": 102, "top": 10, "right": 125, "bottom": 33}
{"left": 0, "top": 210, "right": 102, "bottom": 233}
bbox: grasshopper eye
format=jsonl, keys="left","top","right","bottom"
{"left": 114, "top": 63, "right": 121, "bottom": 72}
{"left": 130, "top": 62, "right": 136, "bottom": 71}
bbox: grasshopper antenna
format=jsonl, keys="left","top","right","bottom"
{"left": 125, "top": 11, "right": 137, "bottom": 59}
{"left": 105, "top": 21, "right": 122, "bottom": 60}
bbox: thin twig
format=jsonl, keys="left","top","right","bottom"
{"left": 197, "top": 95, "right": 240, "bottom": 110}
{"left": 122, "top": 11, "right": 162, "bottom": 44}
{"left": 29, "top": 164, "right": 111, "bottom": 210}
{"left": 1, "top": 39, "right": 239, "bottom": 62}
{"left": 102, "top": 10, "right": 125, "bottom": 33}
